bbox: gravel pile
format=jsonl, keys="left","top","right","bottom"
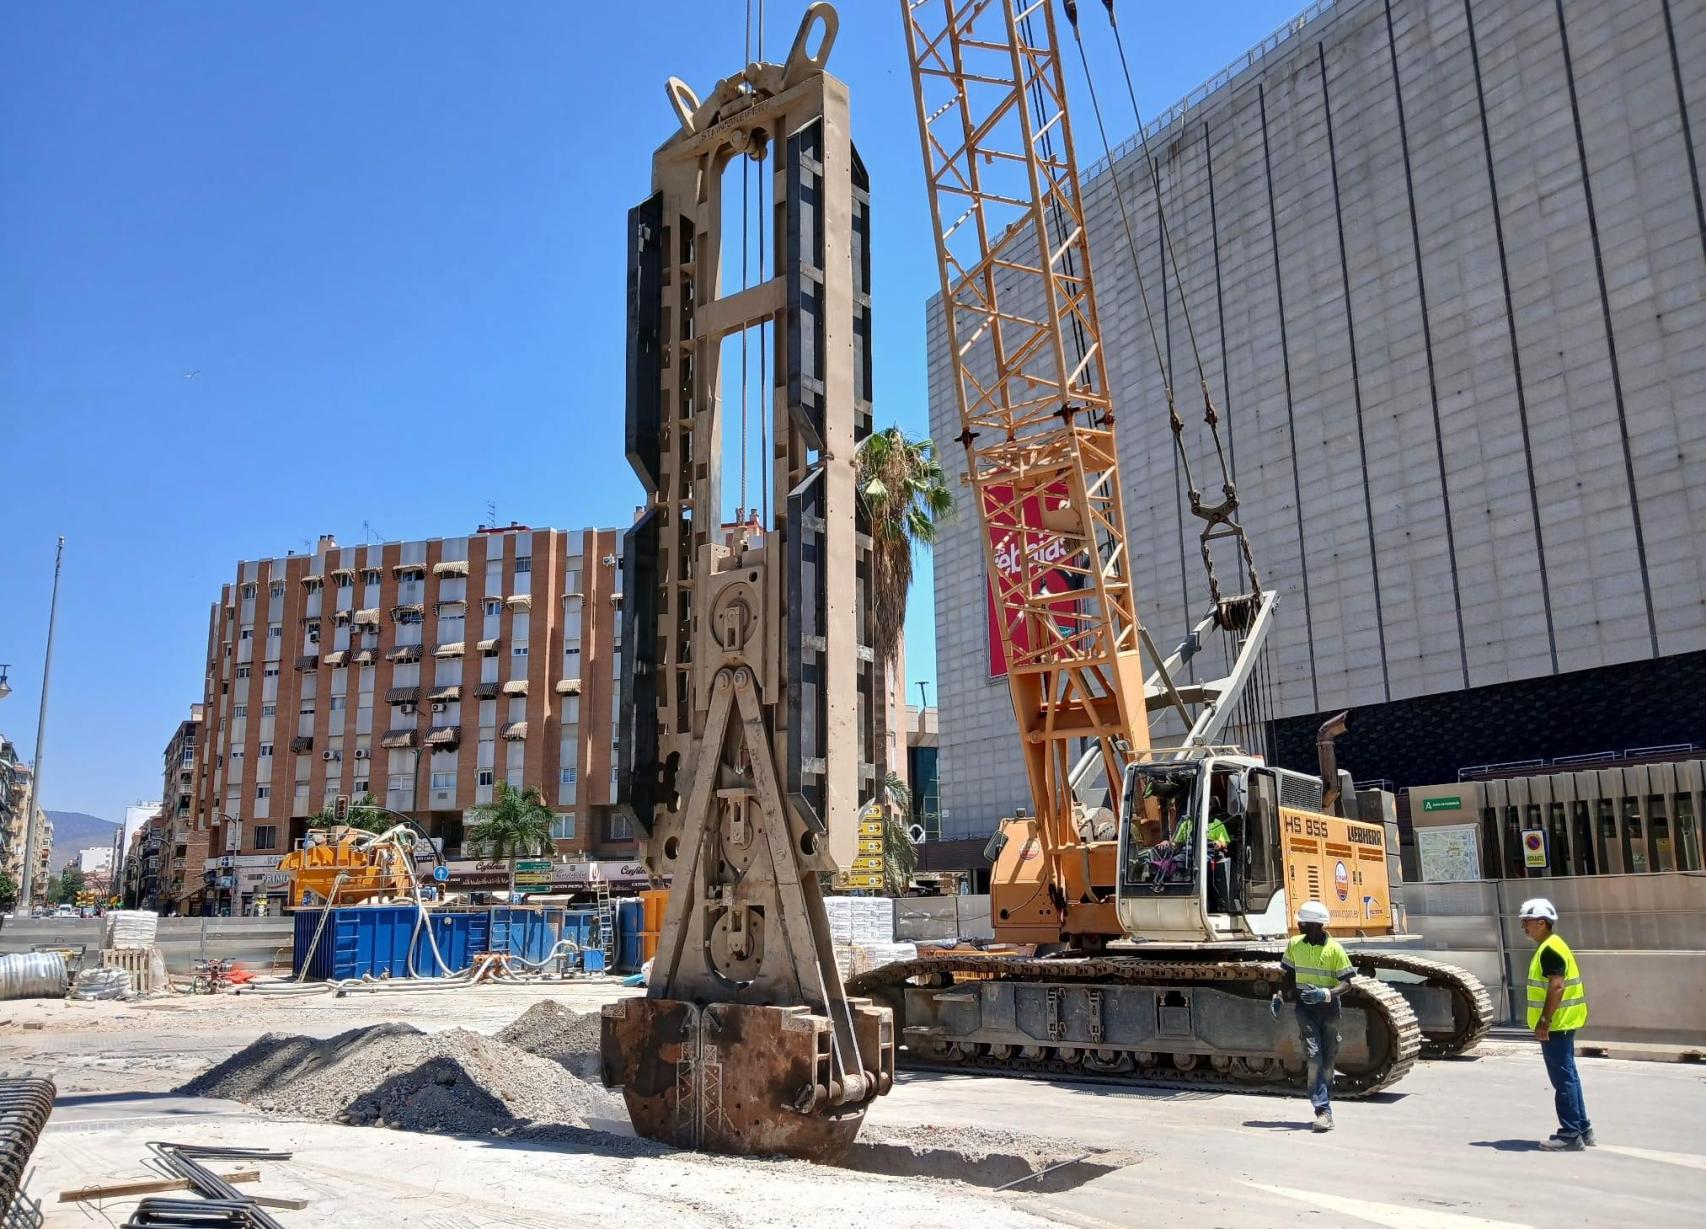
{"left": 496, "top": 999, "right": 603, "bottom": 1079}
{"left": 180, "top": 1019, "right": 625, "bottom": 1136}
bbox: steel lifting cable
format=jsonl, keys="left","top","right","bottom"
{"left": 1061, "top": 0, "right": 1262, "bottom": 607}
{"left": 739, "top": 0, "right": 754, "bottom": 522}
{"left": 758, "top": 0, "right": 770, "bottom": 527}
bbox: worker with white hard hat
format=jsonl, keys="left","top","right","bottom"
{"left": 1518, "top": 898, "right": 1593, "bottom": 1151}
{"left": 1276, "top": 899, "right": 1355, "bottom": 1132}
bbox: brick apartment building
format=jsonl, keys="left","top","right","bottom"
{"left": 0, "top": 742, "right": 52, "bottom": 892}
{"left": 133, "top": 706, "right": 204, "bottom": 911}
{"left": 194, "top": 524, "right": 625, "bottom": 913}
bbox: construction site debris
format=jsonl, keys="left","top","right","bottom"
{"left": 59, "top": 1169, "right": 261, "bottom": 1203}
{"left": 180, "top": 1019, "right": 625, "bottom": 1136}
{"left": 495, "top": 999, "right": 602, "bottom": 1079}
{"left": 70, "top": 968, "right": 132, "bottom": 1001}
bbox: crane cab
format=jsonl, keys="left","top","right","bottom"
{"left": 1114, "top": 757, "right": 1397, "bottom": 944}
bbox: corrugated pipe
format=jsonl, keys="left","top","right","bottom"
{"left": 0, "top": 953, "right": 67, "bottom": 1001}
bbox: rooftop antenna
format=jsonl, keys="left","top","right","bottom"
{"left": 485, "top": 500, "right": 497, "bottom": 527}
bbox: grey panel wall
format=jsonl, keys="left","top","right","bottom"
{"left": 928, "top": 0, "right": 1706, "bottom": 841}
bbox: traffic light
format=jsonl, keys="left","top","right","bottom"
{"left": 334, "top": 795, "right": 350, "bottom": 822}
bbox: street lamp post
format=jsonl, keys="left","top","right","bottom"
{"left": 17, "top": 538, "right": 65, "bottom": 916}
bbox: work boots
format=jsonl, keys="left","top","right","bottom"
{"left": 1312, "top": 1110, "right": 1334, "bottom": 1133}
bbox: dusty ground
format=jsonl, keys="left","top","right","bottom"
{"left": 5, "top": 982, "right": 1703, "bottom": 1228}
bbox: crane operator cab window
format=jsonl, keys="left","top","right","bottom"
{"left": 1121, "top": 762, "right": 1284, "bottom": 915}
{"left": 1121, "top": 765, "right": 1209, "bottom": 897}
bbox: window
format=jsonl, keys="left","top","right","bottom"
{"left": 259, "top": 743, "right": 274, "bottom": 758}
{"left": 233, "top": 704, "right": 247, "bottom": 719}
{"left": 240, "top": 628, "right": 253, "bottom": 641}
{"left": 264, "top": 666, "right": 279, "bottom": 679}
{"left": 270, "top": 581, "right": 285, "bottom": 597}
{"left": 561, "top": 766, "right": 578, "bottom": 785}
{"left": 241, "top": 583, "right": 257, "bottom": 599}
{"left": 484, "top": 599, "right": 503, "bottom": 616}
{"left": 513, "top": 558, "right": 531, "bottom": 574}
{"left": 261, "top": 703, "right": 277, "bottom": 718}
{"left": 181, "top": 748, "right": 195, "bottom": 765}
{"left": 255, "top": 785, "right": 270, "bottom": 801}
{"left": 268, "top": 624, "right": 282, "bottom": 639}
{"left": 362, "top": 569, "right": 382, "bottom": 585}
{"left": 337, "top": 573, "right": 354, "bottom": 588}
{"left": 306, "top": 620, "right": 321, "bottom": 643}
{"left": 329, "top": 696, "right": 346, "bottom": 711}
{"left": 608, "top": 813, "right": 633, "bottom": 841}
{"left": 354, "top": 778, "right": 369, "bottom": 794}
{"left": 551, "top": 814, "right": 575, "bottom": 840}
{"left": 253, "top": 825, "right": 278, "bottom": 851}
{"left": 236, "top": 664, "right": 251, "bottom": 680}
{"left": 396, "top": 609, "right": 422, "bottom": 626}
{"left": 478, "top": 768, "right": 495, "bottom": 787}
{"left": 430, "top": 771, "right": 456, "bottom": 789}
{"left": 513, "top": 645, "right": 528, "bottom": 658}
{"left": 300, "top": 704, "right": 316, "bottom": 717}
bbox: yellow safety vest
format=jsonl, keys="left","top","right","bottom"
{"left": 1283, "top": 933, "right": 1353, "bottom": 989}
{"left": 1526, "top": 934, "right": 1588, "bottom": 1031}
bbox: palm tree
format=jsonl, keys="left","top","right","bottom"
{"left": 465, "top": 783, "right": 555, "bottom": 899}
{"left": 855, "top": 426, "right": 955, "bottom": 663}
{"left": 307, "top": 792, "right": 388, "bottom": 834}
{"left": 878, "top": 771, "right": 918, "bottom": 895}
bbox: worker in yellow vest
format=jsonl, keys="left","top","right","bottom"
{"left": 1278, "top": 899, "right": 1355, "bottom": 1132}
{"left": 1519, "top": 898, "right": 1593, "bottom": 1151}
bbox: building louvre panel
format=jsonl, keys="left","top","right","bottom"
{"left": 475, "top": 681, "right": 501, "bottom": 700}
{"left": 434, "top": 642, "right": 465, "bottom": 658}
{"left": 426, "top": 725, "right": 461, "bottom": 747}
{"left": 556, "top": 678, "right": 581, "bottom": 695}
{"left": 502, "top": 721, "right": 528, "bottom": 741}
{"left": 433, "top": 560, "right": 470, "bottom": 577}
{"left": 296, "top": 654, "right": 319, "bottom": 671}
{"left": 502, "top": 679, "right": 529, "bottom": 696}
{"left": 387, "top": 686, "right": 420, "bottom": 704}
{"left": 381, "top": 728, "right": 417, "bottom": 749}
{"left": 429, "top": 685, "right": 461, "bottom": 702}
{"left": 387, "top": 644, "right": 422, "bottom": 663}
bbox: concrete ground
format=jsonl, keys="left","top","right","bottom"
{"left": 4, "top": 983, "right": 1702, "bottom": 1228}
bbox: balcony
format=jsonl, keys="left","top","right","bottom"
{"left": 290, "top": 736, "right": 314, "bottom": 754}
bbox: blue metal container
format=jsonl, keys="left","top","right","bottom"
{"left": 558, "top": 909, "right": 599, "bottom": 953}
{"left": 490, "top": 907, "right": 556, "bottom": 962}
{"left": 294, "top": 905, "right": 420, "bottom": 981}
{"left": 616, "top": 898, "right": 645, "bottom": 970}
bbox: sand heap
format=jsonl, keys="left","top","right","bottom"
{"left": 180, "top": 1012, "right": 624, "bottom": 1137}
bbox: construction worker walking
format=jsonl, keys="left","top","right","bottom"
{"left": 1277, "top": 899, "right": 1356, "bottom": 1132}
{"left": 1518, "top": 898, "right": 1593, "bottom": 1151}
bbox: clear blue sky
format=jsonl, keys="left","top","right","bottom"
{"left": 0, "top": 1, "right": 1304, "bottom": 822}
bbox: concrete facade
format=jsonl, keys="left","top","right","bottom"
{"left": 928, "top": 0, "right": 1706, "bottom": 841}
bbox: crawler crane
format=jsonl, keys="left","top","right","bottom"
{"left": 846, "top": 0, "right": 1489, "bottom": 1097}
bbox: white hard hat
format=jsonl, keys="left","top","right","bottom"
{"left": 1518, "top": 897, "right": 1558, "bottom": 921}
{"left": 1296, "top": 900, "right": 1331, "bottom": 925}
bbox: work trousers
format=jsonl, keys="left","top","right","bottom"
{"left": 1540, "top": 1029, "right": 1592, "bottom": 1139}
{"left": 1295, "top": 1004, "right": 1341, "bottom": 1113}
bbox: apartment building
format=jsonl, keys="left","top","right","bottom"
{"left": 150, "top": 706, "right": 204, "bottom": 911}
{"left": 195, "top": 525, "right": 624, "bottom": 913}
{"left": 0, "top": 747, "right": 52, "bottom": 891}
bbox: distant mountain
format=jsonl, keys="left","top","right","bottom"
{"left": 45, "top": 810, "right": 120, "bottom": 873}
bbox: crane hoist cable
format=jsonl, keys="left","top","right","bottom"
{"left": 1061, "top": 0, "right": 1263, "bottom": 611}
{"left": 1019, "top": 11, "right": 1091, "bottom": 383}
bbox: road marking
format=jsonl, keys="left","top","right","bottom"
{"left": 1241, "top": 1182, "right": 1532, "bottom": 1229}
{"left": 1597, "top": 1144, "right": 1706, "bottom": 1171}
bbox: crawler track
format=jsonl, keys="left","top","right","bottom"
{"left": 1351, "top": 951, "right": 1494, "bottom": 1058}
{"left": 848, "top": 954, "right": 1421, "bottom": 1097}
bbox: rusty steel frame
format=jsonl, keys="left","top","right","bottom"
{"left": 604, "top": 2, "right": 893, "bottom": 1162}
{"left": 902, "top": 0, "right": 1150, "bottom": 855}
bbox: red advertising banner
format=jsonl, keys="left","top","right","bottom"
{"left": 984, "top": 481, "right": 1082, "bottom": 677}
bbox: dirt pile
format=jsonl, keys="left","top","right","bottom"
{"left": 180, "top": 1019, "right": 625, "bottom": 1136}
{"left": 496, "top": 999, "right": 603, "bottom": 1079}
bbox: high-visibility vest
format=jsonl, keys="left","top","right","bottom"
{"left": 1526, "top": 934, "right": 1588, "bottom": 1031}
{"left": 1283, "top": 933, "right": 1353, "bottom": 989}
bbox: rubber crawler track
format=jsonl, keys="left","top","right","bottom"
{"left": 847, "top": 955, "right": 1421, "bottom": 1098}
{"left": 1125, "top": 946, "right": 1494, "bottom": 1059}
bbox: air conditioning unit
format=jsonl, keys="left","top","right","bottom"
{"left": 354, "top": 748, "right": 371, "bottom": 760}
{"left": 431, "top": 700, "right": 448, "bottom": 713}
{"left": 400, "top": 702, "right": 416, "bottom": 715}
{"left": 321, "top": 750, "right": 337, "bottom": 761}
{"left": 602, "top": 554, "right": 617, "bottom": 566}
